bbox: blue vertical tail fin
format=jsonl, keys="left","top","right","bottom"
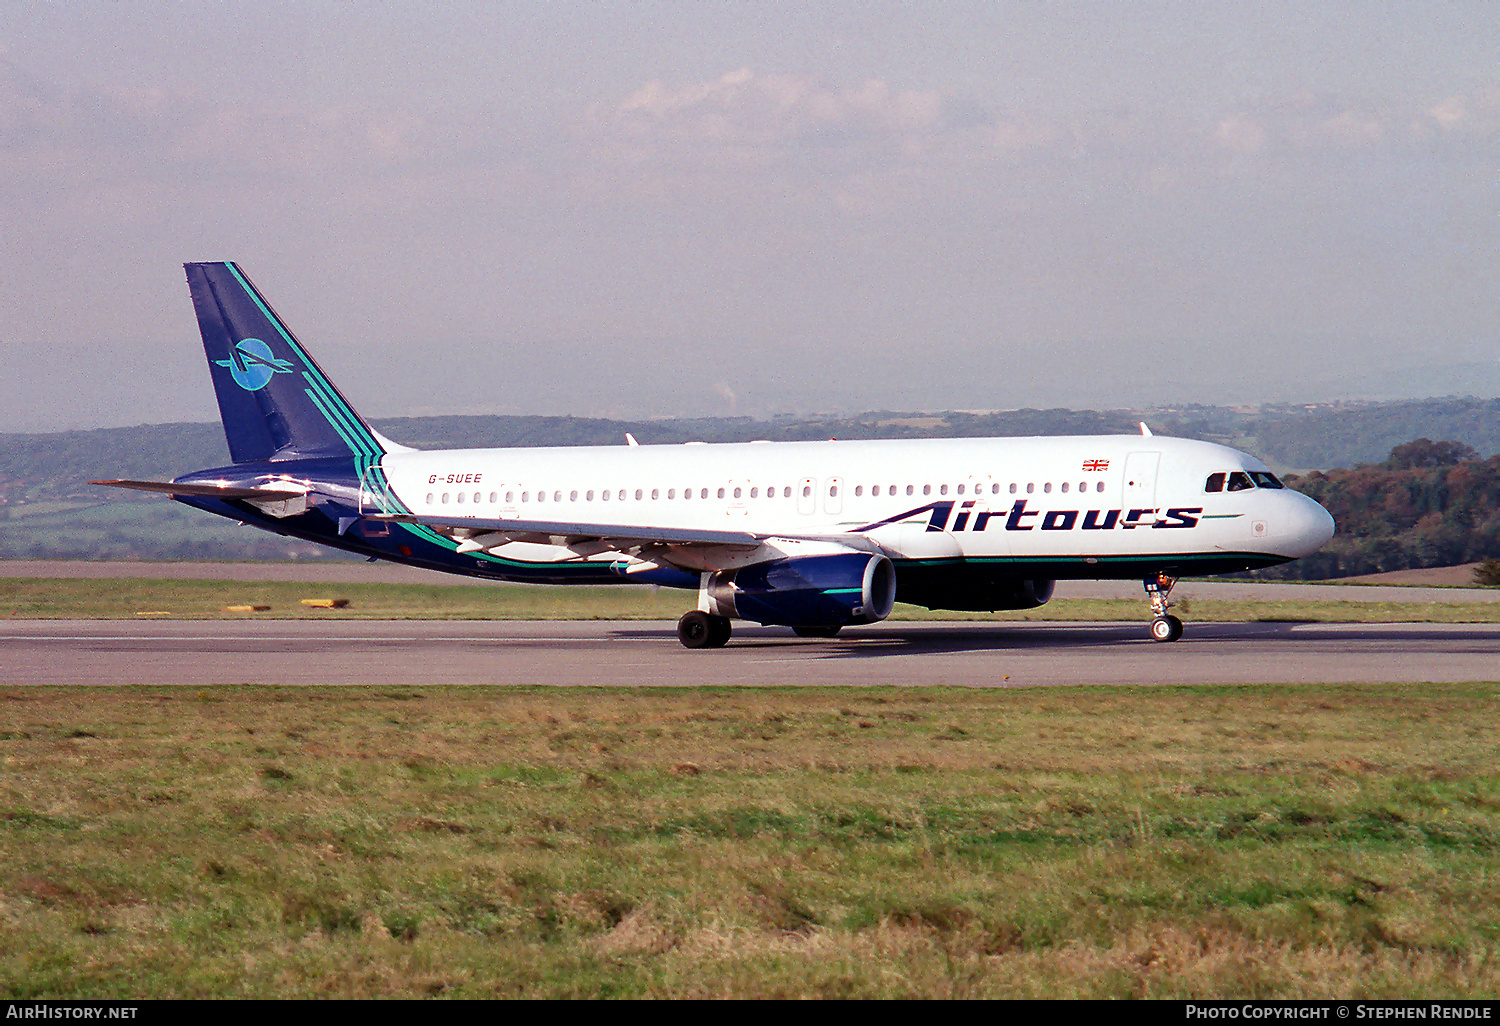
{"left": 186, "top": 261, "right": 386, "bottom": 464}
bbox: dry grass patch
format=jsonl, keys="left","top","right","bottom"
{"left": 2, "top": 683, "right": 1497, "bottom": 997}
{"left": 5, "top": 575, "right": 1500, "bottom": 622}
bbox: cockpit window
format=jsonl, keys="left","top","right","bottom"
{"left": 1208, "top": 469, "right": 1286, "bottom": 492}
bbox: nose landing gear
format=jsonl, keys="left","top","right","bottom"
{"left": 1145, "top": 573, "right": 1184, "bottom": 642}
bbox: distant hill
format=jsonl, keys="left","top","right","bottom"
{"left": 1252, "top": 398, "right": 1500, "bottom": 470}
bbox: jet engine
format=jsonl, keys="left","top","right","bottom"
{"left": 704, "top": 552, "right": 897, "bottom": 628}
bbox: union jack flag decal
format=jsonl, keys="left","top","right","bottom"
{"left": 1082, "top": 459, "right": 1110, "bottom": 471}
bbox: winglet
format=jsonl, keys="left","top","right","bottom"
{"left": 1139, "top": 422, "right": 1153, "bottom": 437}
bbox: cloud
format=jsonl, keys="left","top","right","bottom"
{"left": 617, "top": 67, "right": 946, "bottom": 137}
{"left": 0, "top": 56, "right": 425, "bottom": 188}
{"left": 1208, "top": 89, "right": 1500, "bottom": 163}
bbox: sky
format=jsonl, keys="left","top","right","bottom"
{"left": 2, "top": 1, "right": 1497, "bottom": 432}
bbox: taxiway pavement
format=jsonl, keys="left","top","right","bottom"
{"left": 4, "top": 619, "right": 1497, "bottom": 688}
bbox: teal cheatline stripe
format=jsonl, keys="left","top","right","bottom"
{"left": 304, "top": 371, "right": 381, "bottom": 456}
{"left": 303, "top": 373, "right": 379, "bottom": 457}
{"left": 304, "top": 380, "right": 375, "bottom": 458}
{"left": 303, "top": 386, "right": 365, "bottom": 455}
{"left": 226, "top": 264, "right": 299, "bottom": 348}
{"left": 364, "top": 463, "right": 410, "bottom": 515}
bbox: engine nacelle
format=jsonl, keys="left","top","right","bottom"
{"left": 705, "top": 552, "right": 897, "bottom": 628}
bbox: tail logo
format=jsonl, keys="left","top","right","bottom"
{"left": 216, "top": 338, "right": 295, "bottom": 391}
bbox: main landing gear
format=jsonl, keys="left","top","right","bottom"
{"left": 1145, "top": 572, "right": 1184, "bottom": 642}
{"left": 678, "top": 610, "right": 732, "bottom": 649}
{"left": 677, "top": 613, "right": 847, "bottom": 647}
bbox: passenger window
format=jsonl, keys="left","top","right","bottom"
{"left": 522, "top": 491, "right": 529, "bottom": 502}
{"left": 601, "top": 490, "right": 609, "bottom": 501}
{"left": 474, "top": 492, "right": 481, "bottom": 504}
{"left": 956, "top": 484, "right": 965, "bottom": 495}
{"left": 718, "top": 488, "right": 726, "bottom": 499}
{"left": 784, "top": 486, "right": 792, "bottom": 498}
{"left": 750, "top": 487, "right": 758, "bottom": 498}
{"left": 854, "top": 486, "right": 863, "bottom": 497}
{"left": 802, "top": 485, "right": 812, "bottom": 497}
{"left": 553, "top": 491, "right": 561, "bottom": 502}
{"left": 1061, "top": 482, "right": 1069, "bottom": 493}
{"left": 1227, "top": 472, "right": 1254, "bottom": 491}
{"left": 1205, "top": 473, "right": 1226, "bottom": 493}
{"left": 1096, "top": 481, "right": 1105, "bottom": 492}
{"left": 922, "top": 484, "right": 931, "bottom": 496}
{"left": 1026, "top": 483, "right": 1035, "bottom": 494}
{"left": 734, "top": 487, "right": 742, "bottom": 498}
{"left": 442, "top": 493, "right": 450, "bottom": 504}
{"left": 667, "top": 489, "right": 675, "bottom": 499}
{"left": 700, "top": 488, "right": 708, "bottom": 499}
{"left": 456, "top": 492, "right": 465, "bottom": 504}
{"left": 1043, "top": 483, "right": 1052, "bottom": 494}
{"left": 906, "top": 485, "right": 914, "bottom": 496}
{"left": 938, "top": 484, "right": 947, "bottom": 495}
{"left": 426, "top": 493, "right": 434, "bottom": 505}
{"left": 1006, "top": 484, "right": 1014, "bottom": 494}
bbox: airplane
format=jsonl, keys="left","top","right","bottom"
{"left": 96, "top": 262, "right": 1336, "bottom": 648}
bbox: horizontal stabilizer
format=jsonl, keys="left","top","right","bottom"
{"left": 91, "top": 479, "right": 307, "bottom": 501}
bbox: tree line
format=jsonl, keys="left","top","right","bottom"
{"left": 1257, "top": 439, "right": 1500, "bottom": 580}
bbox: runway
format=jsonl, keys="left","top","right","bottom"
{"left": 4, "top": 619, "right": 1498, "bottom": 687}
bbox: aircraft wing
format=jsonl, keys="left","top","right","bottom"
{"left": 370, "top": 512, "right": 764, "bottom": 551}
{"left": 368, "top": 512, "right": 889, "bottom": 576}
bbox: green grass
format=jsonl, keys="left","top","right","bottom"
{"left": 3, "top": 683, "right": 1499, "bottom": 998}
{"left": 4, "top": 576, "right": 1499, "bottom": 622}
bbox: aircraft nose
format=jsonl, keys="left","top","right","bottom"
{"left": 1282, "top": 493, "right": 1336, "bottom": 556}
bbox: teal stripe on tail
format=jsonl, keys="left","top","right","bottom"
{"left": 186, "top": 262, "right": 385, "bottom": 464}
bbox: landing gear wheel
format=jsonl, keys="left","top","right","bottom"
{"left": 793, "top": 625, "right": 842, "bottom": 638}
{"left": 678, "top": 610, "right": 732, "bottom": 649}
{"left": 707, "top": 615, "right": 732, "bottom": 647}
{"left": 1150, "top": 615, "right": 1184, "bottom": 643}
{"left": 1144, "top": 573, "right": 1184, "bottom": 642}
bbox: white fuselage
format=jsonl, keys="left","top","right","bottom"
{"left": 376, "top": 434, "right": 1334, "bottom": 574}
